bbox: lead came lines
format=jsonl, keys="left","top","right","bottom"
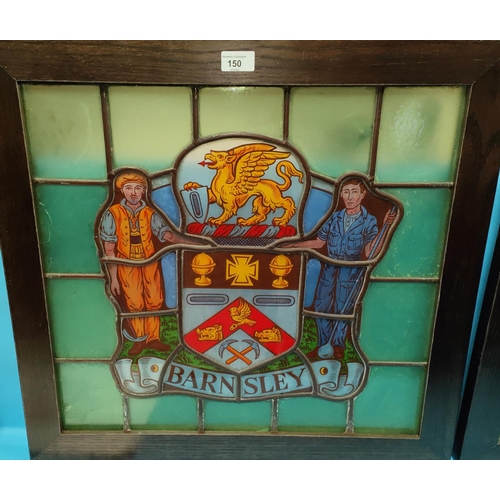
{"left": 36, "top": 83, "right": 450, "bottom": 435}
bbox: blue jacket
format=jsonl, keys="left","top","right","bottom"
{"left": 318, "top": 206, "right": 378, "bottom": 261}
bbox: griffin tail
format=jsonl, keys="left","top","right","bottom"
{"left": 275, "top": 161, "right": 304, "bottom": 191}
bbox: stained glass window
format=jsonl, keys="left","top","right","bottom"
{"left": 21, "top": 83, "right": 466, "bottom": 436}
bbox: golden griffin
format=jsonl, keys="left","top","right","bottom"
{"left": 183, "top": 143, "right": 303, "bottom": 226}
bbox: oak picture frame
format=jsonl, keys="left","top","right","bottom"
{"left": 1, "top": 40, "right": 500, "bottom": 459}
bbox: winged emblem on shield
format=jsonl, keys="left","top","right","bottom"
{"left": 181, "top": 251, "right": 302, "bottom": 375}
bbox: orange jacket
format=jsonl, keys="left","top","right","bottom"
{"left": 108, "top": 204, "right": 156, "bottom": 259}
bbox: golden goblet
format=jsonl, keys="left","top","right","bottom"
{"left": 192, "top": 253, "right": 216, "bottom": 286}
{"left": 269, "top": 254, "right": 293, "bottom": 289}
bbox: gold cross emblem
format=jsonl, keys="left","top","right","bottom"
{"left": 226, "top": 254, "right": 259, "bottom": 286}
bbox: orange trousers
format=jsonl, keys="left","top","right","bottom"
{"left": 118, "top": 261, "right": 163, "bottom": 342}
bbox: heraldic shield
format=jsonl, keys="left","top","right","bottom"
{"left": 181, "top": 250, "right": 303, "bottom": 375}
{"left": 96, "top": 135, "right": 403, "bottom": 402}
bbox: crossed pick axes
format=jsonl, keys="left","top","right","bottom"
{"left": 219, "top": 339, "right": 261, "bottom": 365}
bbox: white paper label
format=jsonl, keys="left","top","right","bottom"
{"left": 221, "top": 51, "right": 255, "bottom": 72}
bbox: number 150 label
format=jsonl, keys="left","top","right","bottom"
{"left": 221, "top": 51, "right": 255, "bottom": 72}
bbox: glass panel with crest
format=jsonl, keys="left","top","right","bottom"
{"left": 21, "top": 84, "right": 466, "bottom": 435}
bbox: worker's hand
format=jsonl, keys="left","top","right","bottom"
{"left": 110, "top": 278, "right": 120, "bottom": 296}
{"left": 163, "top": 231, "right": 175, "bottom": 242}
{"left": 384, "top": 209, "right": 396, "bottom": 225}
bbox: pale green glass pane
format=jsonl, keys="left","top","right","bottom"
{"left": 203, "top": 400, "right": 271, "bottom": 431}
{"left": 199, "top": 87, "right": 283, "bottom": 138}
{"left": 109, "top": 86, "right": 192, "bottom": 172}
{"left": 278, "top": 397, "right": 347, "bottom": 433}
{"left": 46, "top": 279, "right": 116, "bottom": 358}
{"left": 360, "top": 282, "right": 438, "bottom": 362}
{"left": 34, "top": 184, "right": 107, "bottom": 274}
{"left": 129, "top": 395, "right": 198, "bottom": 430}
{"left": 22, "top": 85, "right": 107, "bottom": 180}
{"left": 373, "top": 188, "right": 451, "bottom": 277}
{"left": 56, "top": 363, "right": 123, "bottom": 430}
{"left": 289, "top": 87, "right": 376, "bottom": 178}
{"left": 354, "top": 366, "right": 425, "bottom": 435}
{"left": 376, "top": 87, "right": 466, "bottom": 182}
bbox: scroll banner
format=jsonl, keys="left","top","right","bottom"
{"left": 239, "top": 360, "right": 364, "bottom": 398}
{"left": 116, "top": 357, "right": 365, "bottom": 398}
{"left": 311, "top": 361, "right": 364, "bottom": 397}
{"left": 115, "top": 357, "right": 167, "bottom": 395}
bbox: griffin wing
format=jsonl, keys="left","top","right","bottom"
{"left": 237, "top": 300, "right": 252, "bottom": 319}
{"left": 230, "top": 146, "right": 290, "bottom": 195}
{"left": 230, "top": 143, "right": 276, "bottom": 158}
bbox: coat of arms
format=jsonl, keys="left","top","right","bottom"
{"left": 95, "top": 136, "right": 402, "bottom": 401}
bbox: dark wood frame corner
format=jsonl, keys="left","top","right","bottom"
{"left": 1, "top": 41, "right": 500, "bottom": 459}
{"left": 455, "top": 229, "right": 500, "bottom": 460}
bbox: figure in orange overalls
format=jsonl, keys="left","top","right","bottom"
{"left": 100, "top": 172, "right": 177, "bottom": 356}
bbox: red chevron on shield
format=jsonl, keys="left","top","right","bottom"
{"left": 184, "top": 297, "right": 295, "bottom": 374}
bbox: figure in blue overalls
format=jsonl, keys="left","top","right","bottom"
{"left": 286, "top": 177, "right": 395, "bottom": 360}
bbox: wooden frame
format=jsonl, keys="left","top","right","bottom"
{"left": 455, "top": 230, "right": 500, "bottom": 460}
{"left": 1, "top": 41, "right": 499, "bottom": 459}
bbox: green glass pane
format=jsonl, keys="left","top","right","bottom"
{"left": 56, "top": 363, "right": 123, "bottom": 430}
{"left": 34, "top": 184, "right": 107, "bottom": 274}
{"left": 46, "top": 279, "right": 116, "bottom": 358}
{"left": 278, "top": 397, "right": 347, "bottom": 433}
{"left": 109, "top": 86, "right": 192, "bottom": 172}
{"left": 22, "top": 85, "right": 107, "bottom": 180}
{"left": 289, "top": 87, "right": 376, "bottom": 178}
{"left": 376, "top": 87, "right": 466, "bottom": 182}
{"left": 373, "top": 188, "right": 452, "bottom": 278}
{"left": 199, "top": 87, "right": 283, "bottom": 138}
{"left": 354, "top": 366, "right": 426, "bottom": 435}
{"left": 360, "top": 282, "right": 438, "bottom": 362}
{"left": 129, "top": 395, "right": 198, "bottom": 430}
{"left": 203, "top": 400, "right": 271, "bottom": 431}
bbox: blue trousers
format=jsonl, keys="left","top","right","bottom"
{"left": 314, "top": 264, "right": 365, "bottom": 348}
